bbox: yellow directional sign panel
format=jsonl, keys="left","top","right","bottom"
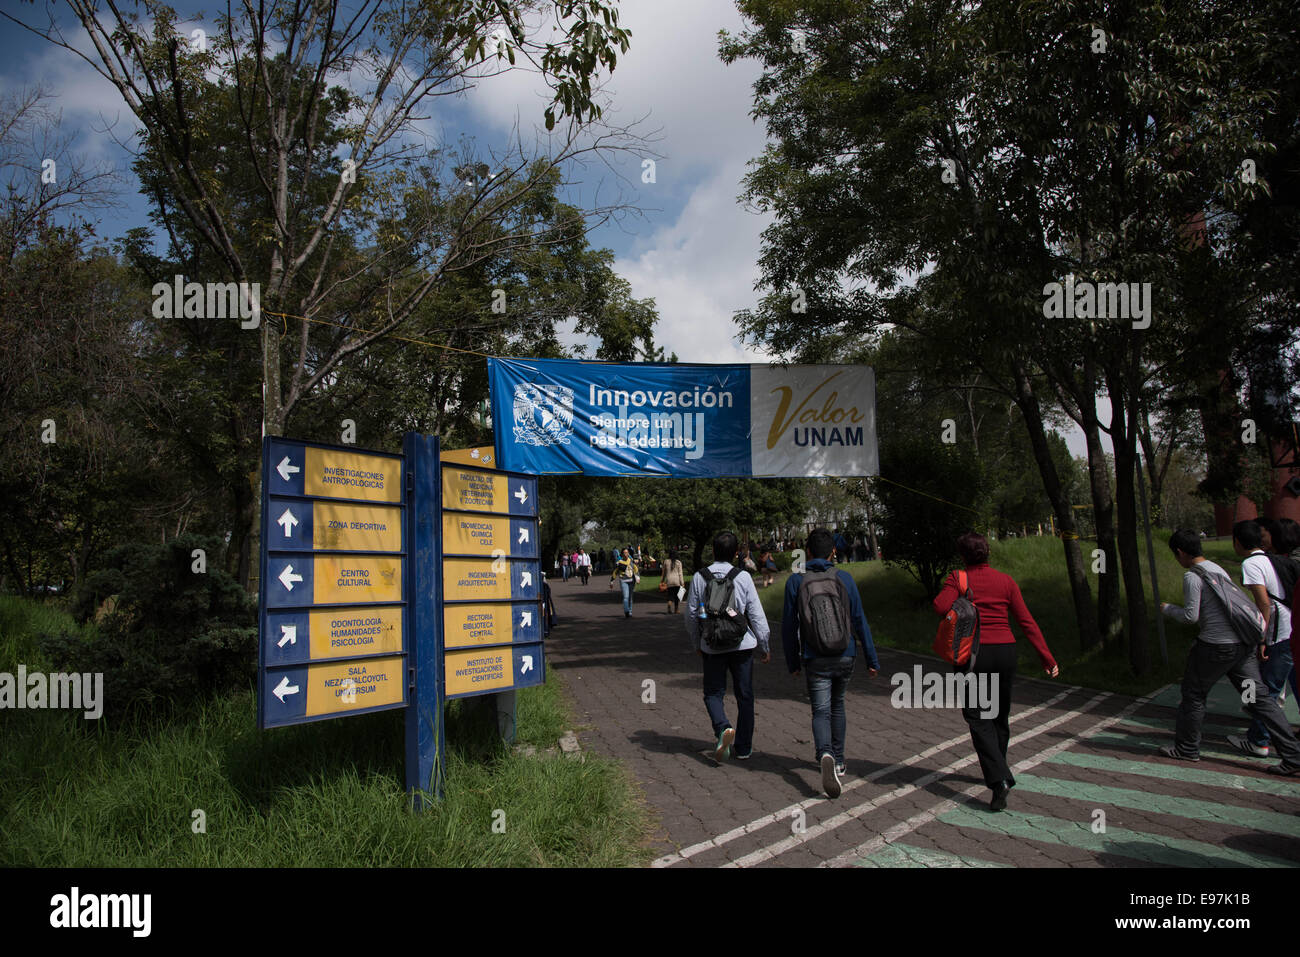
{"left": 304, "top": 656, "right": 405, "bottom": 717}
{"left": 443, "top": 557, "right": 538, "bottom": 602}
{"left": 443, "top": 512, "right": 510, "bottom": 554}
{"left": 303, "top": 448, "right": 402, "bottom": 503}
{"left": 308, "top": 606, "right": 403, "bottom": 659}
{"left": 444, "top": 647, "right": 513, "bottom": 696}
{"left": 315, "top": 555, "right": 402, "bottom": 604}
{"left": 314, "top": 502, "right": 402, "bottom": 551}
{"left": 442, "top": 467, "right": 509, "bottom": 513}
{"left": 442, "top": 446, "right": 497, "bottom": 468}
{"left": 443, "top": 602, "right": 541, "bottom": 649}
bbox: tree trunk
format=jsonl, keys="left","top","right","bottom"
{"left": 1107, "top": 371, "right": 1151, "bottom": 676}
{"left": 1012, "top": 362, "right": 1098, "bottom": 650}
{"left": 1080, "top": 391, "right": 1122, "bottom": 648}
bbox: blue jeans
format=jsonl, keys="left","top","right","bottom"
{"left": 619, "top": 579, "right": 634, "bottom": 614}
{"left": 703, "top": 649, "right": 755, "bottom": 755}
{"left": 805, "top": 656, "right": 854, "bottom": 765}
{"left": 1249, "top": 640, "right": 1294, "bottom": 748}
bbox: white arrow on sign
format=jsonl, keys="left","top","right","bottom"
{"left": 513, "top": 485, "right": 527, "bottom": 505}
{"left": 278, "top": 565, "right": 303, "bottom": 591}
{"left": 520, "top": 570, "right": 532, "bottom": 588}
{"left": 273, "top": 676, "right": 300, "bottom": 702}
{"left": 520, "top": 655, "right": 534, "bottom": 675}
{"left": 277, "top": 507, "right": 299, "bottom": 537}
{"left": 276, "top": 456, "right": 301, "bottom": 482}
{"left": 277, "top": 624, "right": 297, "bottom": 648}
{"left": 521, "top": 610, "right": 533, "bottom": 627}
{"left": 517, "top": 526, "right": 529, "bottom": 545}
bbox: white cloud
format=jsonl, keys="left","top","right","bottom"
{"left": 617, "top": 159, "right": 774, "bottom": 364}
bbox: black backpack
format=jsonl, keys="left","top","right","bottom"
{"left": 796, "top": 569, "right": 851, "bottom": 657}
{"left": 1265, "top": 555, "right": 1299, "bottom": 606}
{"left": 698, "top": 567, "right": 750, "bottom": 650}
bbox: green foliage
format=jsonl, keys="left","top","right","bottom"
{"left": 0, "top": 597, "right": 650, "bottom": 867}
{"left": 38, "top": 535, "right": 256, "bottom": 720}
{"left": 588, "top": 476, "right": 809, "bottom": 570}
{"left": 875, "top": 435, "right": 986, "bottom": 598}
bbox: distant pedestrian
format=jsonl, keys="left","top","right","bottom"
{"left": 660, "top": 551, "right": 685, "bottom": 614}
{"left": 1160, "top": 528, "right": 1300, "bottom": 774}
{"left": 759, "top": 546, "right": 777, "bottom": 588}
{"left": 933, "top": 531, "right": 1059, "bottom": 811}
{"left": 611, "top": 547, "right": 639, "bottom": 618}
{"left": 576, "top": 548, "right": 591, "bottom": 585}
{"left": 783, "top": 528, "right": 880, "bottom": 797}
{"left": 685, "top": 531, "right": 771, "bottom": 762}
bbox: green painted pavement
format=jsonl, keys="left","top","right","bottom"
{"left": 938, "top": 804, "right": 1294, "bottom": 867}
{"left": 1046, "top": 749, "right": 1300, "bottom": 797}
{"left": 1012, "top": 773, "right": 1300, "bottom": 837}
{"left": 1089, "top": 731, "right": 1277, "bottom": 765}
{"left": 1150, "top": 679, "right": 1299, "bottom": 722}
{"left": 854, "top": 842, "right": 1009, "bottom": 868}
{"left": 1114, "top": 713, "right": 1247, "bottom": 739}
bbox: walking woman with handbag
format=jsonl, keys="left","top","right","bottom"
{"left": 932, "top": 532, "right": 1059, "bottom": 812}
{"left": 660, "top": 551, "right": 684, "bottom": 614}
{"left": 611, "top": 547, "right": 639, "bottom": 618}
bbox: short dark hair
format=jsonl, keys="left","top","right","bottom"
{"left": 1233, "top": 520, "right": 1264, "bottom": 551}
{"left": 956, "top": 531, "right": 990, "bottom": 566}
{"left": 713, "top": 531, "right": 739, "bottom": 562}
{"left": 806, "top": 528, "right": 835, "bottom": 560}
{"left": 1276, "top": 518, "right": 1300, "bottom": 555}
{"left": 1168, "top": 529, "right": 1202, "bottom": 558}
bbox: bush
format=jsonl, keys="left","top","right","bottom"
{"left": 37, "top": 535, "right": 256, "bottom": 719}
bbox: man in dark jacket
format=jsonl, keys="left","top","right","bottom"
{"left": 783, "top": 528, "right": 880, "bottom": 798}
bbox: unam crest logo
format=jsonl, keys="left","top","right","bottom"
{"left": 513, "top": 384, "right": 574, "bottom": 447}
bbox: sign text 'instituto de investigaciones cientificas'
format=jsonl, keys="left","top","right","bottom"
{"left": 487, "top": 359, "right": 879, "bottom": 478}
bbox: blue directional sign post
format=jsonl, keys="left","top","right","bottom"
{"left": 440, "top": 462, "right": 546, "bottom": 736}
{"left": 258, "top": 438, "right": 411, "bottom": 731}
{"left": 257, "top": 433, "right": 544, "bottom": 806}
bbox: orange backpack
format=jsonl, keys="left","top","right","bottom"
{"left": 933, "top": 570, "right": 981, "bottom": 670}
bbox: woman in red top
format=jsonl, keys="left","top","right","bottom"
{"left": 933, "top": 532, "right": 1060, "bottom": 811}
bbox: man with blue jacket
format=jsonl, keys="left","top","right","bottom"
{"left": 783, "top": 528, "right": 880, "bottom": 798}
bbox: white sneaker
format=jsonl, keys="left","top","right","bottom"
{"left": 1227, "top": 734, "right": 1269, "bottom": 758}
{"left": 820, "top": 753, "right": 842, "bottom": 798}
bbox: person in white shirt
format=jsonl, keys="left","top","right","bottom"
{"left": 1229, "top": 520, "right": 1294, "bottom": 758}
{"left": 685, "top": 531, "right": 771, "bottom": 762}
{"left": 576, "top": 548, "right": 591, "bottom": 585}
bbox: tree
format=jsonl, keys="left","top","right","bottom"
{"left": 720, "top": 0, "right": 1287, "bottom": 674}
{"left": 588, "top": 477, "right": 809, "bottom": 571}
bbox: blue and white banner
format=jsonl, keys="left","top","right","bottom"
{"left": 487, "top": 358, "right": 878, "bottom": 477}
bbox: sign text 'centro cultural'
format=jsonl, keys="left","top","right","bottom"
{"left": 487, "top": 358, "right": 878, "bottom": 477}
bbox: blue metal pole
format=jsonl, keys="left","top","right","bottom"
{"left": 404, "top": 432, "right": 444, "bottom": 807}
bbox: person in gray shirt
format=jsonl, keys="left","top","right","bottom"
{"left": 1159, "top": 529, "right": 1300, "bottom": 774}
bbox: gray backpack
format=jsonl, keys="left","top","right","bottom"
{"left": 1190, "top": 564, "right": 1265, "bottom": 646}
{"left": 797, "top": 569, "right": 851, "bottom": 657}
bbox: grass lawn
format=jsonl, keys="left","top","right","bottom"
{"left": 644, "top": 536, "right": 1247, "bottom": 698}
{"left": 0, "top": 596, "right": 654, "bottom": 867}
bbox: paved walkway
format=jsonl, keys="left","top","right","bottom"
{"left": 545, "top": 574, "right": 1300, "bottom": 868}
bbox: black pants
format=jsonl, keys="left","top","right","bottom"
{"left": 962, "top": 642, "right": 1016, "bottom": 788}
{"left": 1174, "top": 641, "right": 1300, "bottom": 764}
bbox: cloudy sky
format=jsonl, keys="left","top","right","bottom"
{"left": 0, "top": 0, "right": 774, "bottom": 364}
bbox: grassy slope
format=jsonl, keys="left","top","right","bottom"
{"left": 0, "top": 596, "right": 653, "bottom": 867}
{"left": 641, "top": 537, "right": 1243, "bottom": 697}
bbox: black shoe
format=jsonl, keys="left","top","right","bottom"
{"left": 989, "top": 781, "right": 1012, "bottom": 811}
{"left": 1159, "top": 744, "right": 1201, "bottom": 762}
{"left": 1266, "top": 762, "right": 1300, "bottom": 776}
